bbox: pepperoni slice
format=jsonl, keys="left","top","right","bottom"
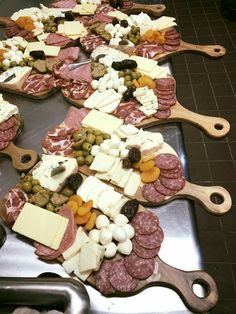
{"left": 155, "top": 153, "right": 179, "bottom": 170}
{"left": 109, "top": 259, "right": 139, "bottom": 293}
{"left": 142, "top": 183, "right": 165, "bottom": 203}
{"left": 160, "top": 169, "right": 183, "bottom": 179}
{"left": 0, "top": 117, "right": 16, "bottom": 131}
{"left": 135, "top": 226, "right": 164, "bottom": 249}
{"left": 132, "top": 238, "right": 160, "bottom": 259}
{"left": 154, "top": 179, "right": 177, "bottom": 196}
{"left": 154, "top": 109, "right": 171, "bottom": 119}
{"left": 124, "top": 252, "right": 155, "bottom": 280}
{"left": 0, "top": 126, "right": 17, "bottom": 142}
{"left": 132, "top": 211, "right": 159, "bottom": 235}
{"left": 160, "top": 175, "right": 186, "bottom": 191}
{"left": 95, "top": 260, "right": 116, "bottom": 295}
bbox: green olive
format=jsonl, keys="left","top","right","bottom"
{"left": 51, "top": 26, "right": 57, "bottom": 33}
{"left": 85, "top": 155, "right": 94, "bottom": 166}
{"left": 77, "top": 156, "right": 85, "bottom": 165}
{"left": 54, "top": 206, "right": 61, "bottom": 213}
{"left": 10, "top": 61, "right": 17, "bottom": 67}
{"left": 46, "top": 202, "right": 55, "bottom": 212}
{"left": 85, "top": 127, "right": 93, "bottom": 133}
{"left": 132, "top": 38, "right": 139, "bottom": 45}
{"left": 119, "top": 71, "right": 125, "bottom": 77}
{"left": 82, "top": 150, "right": 89, "bottom": 157}
{"left": 103, "top": 133, "right": 110, "bottom": 140}
{"left": 124, "top": 75, "right": 131, "bottom": 82}
{"left": 19, "top": 60, "right": 26, "bottom": 67}
{"left": 32, "top": 184, "right": 43, "bottom": 194}
{"left": 31, "top": 179, "right": 40, "bottom": 186}
{"left": 2, "top": 65, "right": 9, "bottom": 71}
{"left": 95, "top": 135, "right": 104, "bottom": 145}
{"left": 86, "top": 134, "right": 95, "bottom": 144}
{"left": 72, "top": 139, "right": 85, "bottom": 149}
{"left": 125, "top": 81, "right": 133, "bottom": 87}
{"left": 23, "top": 175, "right": 32, "bottom": 182}
{"left": 73, "top": 150, "right": 84, "bottom": 158}
{"left": 61, "top": 186, "right": 74, "bottom": 197}
{"left": 22, "top": 181, "right": 32, "bottom": 193}
{"left": 93, "top": 130, "right": 102, "bottom": 136}
{"left": 136, "top": 71, "right": 141, "bottom": 79}
{"left": 73, "top": 131, "right": 83, "bottom": 141}
{"left": 82, "top": 142, "right": 92, "bottom": 151}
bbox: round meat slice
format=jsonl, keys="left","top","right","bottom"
{"left": 132, "top": 238, "right": 160, "bottom": 259}
{"left": 124, "top": 252, "right": 155, "bottom": 280}
{"left": 163, "top": 44, "right": 179, "bottom": 52}
{"left": 95, "top": 260, "right": 115, "bottom": 295}
{"left": 155, "top": 153, "right": 179, "bottom": 170}
{"left": 0, "top": 126, "right": 17, "bottom": 142}
{"left": 109, "top": 259, "right": 139, "bottom": 293}
{"left": 160, "top": 169, "right": 183, "bottom": 179}
{"left": 132, "top": 211, "right": 159, "bottom": 235}
{"left": 161, "top": 164, "right": 182, "bottom": 175}
{"left": 165, "top": 28, "right": 178, "bottom": 36}
{"left": 155, "top": 77, "right": 175, "bottom": 89}
{"left": 0, "top": 117, "right": 16, "bottom": 131}
{"left": 142, "top": 184, "right": 165, "bottom": 203}
{"left": 154, "top": 109, "right": 171, "bottom": 119}
{"left": 135, "top": 226, "right": 164, "bottom": 249}
{"left": 158, "top": 98, "right": 176, "bottom": 106}
{"left": 160, "top": 175, "right": 185, "bottom": 191}
{"left": 154, "top": 179, "right": 177, "bottom": 196}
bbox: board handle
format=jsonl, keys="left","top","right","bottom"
{"left": 180, "top": 40, "right": 226, "bottom": 58}
{"left": 171, "top": 102, "right": 230, "bottom": 138}
{"left": 122, "top": 3, "right": 166, "bottom": 17}
{"left": 158, "top": 258, "right": 218, "bottom": 313}
{"left": 0, "top": 16, "right": 11, "bottom": 26}
{"left": 2, "top": 142, "right": 38, "bottom": 172}
{"left": 180, "top": 181, "right": 232, "bottom": 215}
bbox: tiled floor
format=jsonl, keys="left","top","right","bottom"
{"left": 163, "top": 0, "right": 236, "bottom": 312}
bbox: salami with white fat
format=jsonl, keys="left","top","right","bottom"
{"left": 160, "top": 175, "right": 186, "bottom": 191}
{"left": 132, "top": 211, "right": 159, "bottom": 235}
{"left": 132, "top": 238, "right": 160, "bottom": 259}
{"left": 154, "top": 108, "right": 171, "bottom": 119}
{"left": 154, "top": 179, "right": 177, "bottom": 196}
{"left": 95, "top": 260, "right": 115, "bottom": 295}
{"left": 142, "top": 183, "right": 165, "bottom": 203}
{"left": 155, "top": 153, "right": 179, "bottom": 170}
{"left": 124, "top": 252, "right": 155, "bottom": 280}
{"left": 135, "top": 226, "right": 164, "bottom": 249}
{"left": 0, "top": 117, "right": 16, "bottom": 131}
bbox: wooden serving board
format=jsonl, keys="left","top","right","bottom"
{"left": 121, "top": 3, "right": 166, "bottom": 17}
{"left": 64, "top": 96, "right": 230, "bottom": 139}
{"left": 0, "top": 115, "right": 38, "bottom": 171}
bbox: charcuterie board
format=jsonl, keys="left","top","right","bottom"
{"left": 0, "top": 114, "right": 38, "bottom": 171}
{"left": 120, "top": 2, "right": 166, "bottom": 17}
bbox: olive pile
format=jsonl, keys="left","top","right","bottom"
{"left": 118, "top": 69, "right": 141, "bottom": 88}
{"left": 42, "top": 12, "right": 74, "bottom": 33}
{"left": 72, "top": 127, "right": 110, "bottom": 166}
{"left": 123, "top": 25, "right": 140, "bottom": 45}
{"left": 20, "top": 173, "right": 83, "bottom": 212}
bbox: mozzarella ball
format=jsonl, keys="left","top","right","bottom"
{"left": 104, "top": 242, "right": 117, "bottom": 258}
{"left": 112, "top": 79, "right": 121, "bottom": 90}
{"left": 100, "top": 228, "right": 113, "bottom": 245}
{"left": 116, "top": 31, "right": 123, "bottom": 38}
{"left": 91, "top": 144, "right": 100, "bottom": 156}
{"left": 96, "top": 214, "right": 110, "bottom": 229}
{"left": 99, "top": 142, "right": 110, "bottom": 153}
{"left": 109, "top": 148, "right": 119, "bottom": 157}
{"left": 117, "top": 239, "right": 132, "bottom": 255}
{"left": 112, "top": 226, "right": 127, "bottom": 242}
{"left": 3, "top": 59, "right": 10, "bottom": 67}
{"left": 91, "top": 80, "right": 99, "bottom": 90}
{"left": 118, "top": 141, "right": 126, "bottom": 150}
{"left": 120, "top": 148, "right": 129, "bottom": 158}
{"left": 89, "top": 229, "right": 100, "bottom": 243}
{"left": 110, "top": 134, "right": 120, "bottom": 147}
{"left": 107, "top": 223, "right": 117, "bottom": 232}
{"left": 113, "top": 214, "right": 129, "bottom": 226}
{"left": 98, "top": 82, "right": 106, "bottom": 92}
{"left": 105, "top": 23, "right": 113, "bottom": 32}
{"left": 123, "top": 224, "right": 135, "bottom": 239}
{"left": 106, "top": 80, "right": 113, "bottom": 89}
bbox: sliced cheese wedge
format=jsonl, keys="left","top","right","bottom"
{"left": 84, "top": 90, "right": 113, "bottom": 109}
{"left": 77, "top": 176, "right": 102, "bottom": 202}
{"left": 62, "top": 251, "right": 80, "bottom": 274}
{"left": 99, "top": 98, "right": 121, "bottom": 113}
{"left": 89, "top": 152, "right": 117, "bottom": 172}
{"left": 124, "top": 171, "right": 141, "bottom": 196}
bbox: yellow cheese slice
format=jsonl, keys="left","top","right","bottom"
{"left": 73, "top": 4, "right": 97, "bottom": 15}
{"left": 108, "top": 10, "right": 128, "bottom": 20}
{"left": 64, "top": 21, "right": 84, "bottom": 35}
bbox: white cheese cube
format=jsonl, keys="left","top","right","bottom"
{"left": 79, "top": 240, "right": 105, "bottom": 272}
{"left": 124, "top": 171, "right": 141, "bottom": 196}
{"left": 62, "top": 252, "right": 80, "bottom": 274}
{"left": 77, "top": 176, "right": 102, "bottom": 202}
{"left": 89, "top": 152, "right": 117, "bottom": 172}
{"left": 62, "top": 227, "right": 89, "bottom": 260}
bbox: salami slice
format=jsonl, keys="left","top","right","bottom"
{"left": 0, "top": 117, "right": 16, "bottom": 131}
{"left": 64, "top": 107, "right": 90, "bottom": 130}
{"left": 165, "top": 39, "right": 181, "bottom": 46}
{"left": 132, "top": 238, "right": 160, "bottom": 259}
{"left": 161, "top": 164, "right": 182, "bottom": 175}
{"left": 156, "top": 77, "right": 175, "bottom": 89}
{"left": 132, "top": 211, "right": 159, "bottom": 235}
{"left": 95, "top": 260, "right": 115, "bottom": 295}
{"left": 157, "top": 103, "right": 171, "bottom": 111}
{"left": 0, "top": 140, "right": 9, "bottom": 150}
{"left": 124, "top": 252, "right": 155, "bottom": 280}
{"left": 165, "top": 28, "right": 178, "bottom": 36}
{"left": 142, "top": 183, "right": 165, "bottom": 203}
{"left": 158, "top": 98, "right": 176, "bottom": 106}
{"left": 155, "top": 153, "right": 179, "bottom": 170}
{"left": 160, "top": 175, "right": 186, "bottom": 191}
{"left": 154, "top": 109, "right": 171, "bottom": 119}
{"left": 154, "top": 179, "right": 177, "bottom": 196}
{"left": 163, "top": 44, "right": 179, "bottom": 52}
{"left": 135, "top": 226, "right": 164, "bottom": 249}
{"left": 156, "top": 93, "right": 176, "bottom": 100}
{"left": 160, "top": 168, "right": 183, "bottom": 179}
{"left": 109, "top": 259, "right": 139, "bottom": 293}
{"left": 0, "top": 126, "right": 17, "bottom": 142}
{"left": 165, "top": 33, "right": 180, "bottom": 40}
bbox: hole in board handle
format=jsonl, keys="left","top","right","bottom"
{"left": 192, "top": 279, "right": 210, "bottom": 298}
{"left": 210, "top": 193, "right": 224, "bottom": 205}
{"left": 214, "top": 48, "right": 221, "bottom": 53}
{"left": 214, "top": 123, "right": 224, "bottom": 130}
{"left": 21, "top": 154, "right": 32, "bottom": 164}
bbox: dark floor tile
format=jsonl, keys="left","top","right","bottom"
{"left": 182, "top": 124, "right": 204, "bottom": 142}
{"left": 189, "top": 73, "right": 210, "bottom": 84}
{"left": 227, "top": 71, "right": 236, "bottom": 83}
{"left": 206, "top": 142, "right": 231, "bottom": 160}
{"left": 205, "top": 61, "right": 225, "bottom": 73}
{"left": 185, "top": 142, "right": 207, "bottom": 161}
{"left": 216, "top": 95, "right": 236, "bottom": 110}
{"left": 227, "top": 123, "right": 236, "bottom": 141}
{"left": 192, "top": 84, "right": 214, "bottom": 98}
{"left": 225, "top": 233, "right": 236, "bottom": 262}
{"left": 188, "top": 161, "right": 211, "bottom": 181}
{"left": 213, "top": 34, "right": 236, "bottom": 52}
{"left": 176, "top": 84, "right": 194, "bottom": 98}
{"left": 231, "top": 264, "right": 236, "bottom": 284}
{"left": 188, "top": 62, "right": 207, "bottom": 74}
{"left": 216, "top": 181, "right": 236, "bottom": 206}
{"left": 195, "top": 96, "right": 218, "bottom": 111}
{"left": 195, "top": 204, "right": 221, "bottom": 231}
{"left": 229, "top": 142, "right": 236, "bottom": 160}
{"left": 172, "top": 63, "right": 188, "bottom": 75}
{"left": 210, "top": 299, "right": 236, "bottom": 314}
{"left": 224, "top": 60, "right": 236, "bottom": 73}
{"left": 174, "top": 73, "right": 191, "bottom": 85}
{"left": 196, "top": 34, "right": 215, "bottom": 44}
{"left": 208, "top": 72, "right": 231, "bottom": 85}
{"left": 171, "top": 54, "right": 186, "bottom": 66}
{"left": 218, "top": 109, "right": 236, "bottom": 124}
{"left": 211, "top": 83, "right": 234, "bottom": 97}
{"left": 221, "top": 206, "right": 236, "bottom": 232}
{"left": 209, "top": 161, "right": 236, "bottom": 181}
{"left": 198, "top": 232, "right": 228, "bottom": 262}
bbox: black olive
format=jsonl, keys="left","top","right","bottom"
{"left": 65, "top": 11, "right": 74, "bottom": 21}
{"left": 112, "top": 17, "right": 119, "bottom": 25}
{"left": 54, "top": 16, "right": 65, "bottom": 24}
{"left": 29, "top": 50, "right": 46, "bottom": 60}
{"left": 117, "top": 0, "right": 124, "bottom": 7}
{"left": 109, "top": 0, "right": 119, "bottom": 8}
{"left": 120, "top": 19, "right": 128, "bottom": 28}
{"left": 111, "top": 61, "right": 122, "bottom": 70}
{"left": 120, "top": 199, "right": 139, "bottom": 221}
{"left": 67, "top": 173, "right": 83, "bottom": 191}
{"left": 123, "top": 87, "right": 134, "bottom": 101}
{"left": 128, "top": 147, "right": 141, "bottom": 163}
{"left": 122, "top": 59, "right": 137, "bottom": 69}
{"left": 122, "top": 157, "right": 132, "bottom": 169}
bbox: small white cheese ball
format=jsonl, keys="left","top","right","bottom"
{"left": 104, "top": 242, "right": 117, "bottom": 258}
{"left": 91, "top": 144, "right": 100, "bottom": 156}
{"left": 3, "top": 59, "right": 10, "bottom": 67}
{"left": 110, "top": 134, "right": 120, "bottom": 147}
{"left": 116, "top": 31, "right": 123, "bottom": 38}
{"left": 112, "top": 79, "right": 121, "bottom": 90}
{"left": 113, "top": 214, "right": 129, "bottom": 226}
{"left": 115, "top": 23, "right": 121, "bottom": 30}
{"left": 96, "top": 214, "right": 110, "bottom": 229}
{"left": 98, "top": 82, "right": 107, "bottom": 92}
{"left": 118, "top": 141, "right": 126, "bottom": 150}
{"left": 99, "top": 142, "right": 110, "bottom": 154}
{"left": 120, "top": 148, "right": 129, "bottom": 158}
{"left": 109, "top": 148, "right": 119, "bottom": 157}
{"left": 117, "top": 239, "right": 132, "bottom": 255}
{"left": 123, "top": 224, "right": 135, "bottom": 239}
{"left": 106, "top": 81, "right": 113, "bottom": 89}
{"left": 105, "top": 23, "right": 113, "bottom": 32}
{"left": 112, "top": 226, "right": 127, "bottom": 243}
{"left": 89, "top": 229, "right": 100, "bottom": 243}
{"left": 100, "top": 227, "right": 113, "bottom": 245}
{"left": 91, "top": 80, "right": 99, "bottom": 90}
{"left": 107, "top": 223, "right": 117, "bottom": 232}
{"left": 118, "top": 85, "right": 127, "bottom": 94}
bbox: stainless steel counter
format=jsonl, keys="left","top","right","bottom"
{"left": 0, "top": 1, "right": 202, "bottom": 313}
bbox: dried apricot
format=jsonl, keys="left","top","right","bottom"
{"left": 85, "top": 212, "right": 97, "bottom": 230}
{"left": 133, "top": 79, "right": 140, "bottom": 88}
{"left": 138, "top": 75, "right": 155, "bottom": 89}
{"left": 24, "top": 23, "right": 34, "bottom": 32}
{"left": 66, "top": 200, "right": 79, "bottom": 215}
{"left": 139, "top": 160, "right": 155, "bottom": 172}
{"left": 69, "top": 194, "right": 83, "bottom": 207}
{"left": 141, "top": 167, "right": 160, "bottom": 183}
{"left": 75, "top": 211, "right": 92, "bottom": 225}
{"left": 77, "top": 205, "right": 91, "bottom": 216}
{"left": 83, "top": 199, "right": 93, "bottom": 210}
{"left": 15, "top": 16, "right": 26, "bottom": 28}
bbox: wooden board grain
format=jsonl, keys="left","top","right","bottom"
{"left": 121, "top": 3, "right": 166, "bottom": 17}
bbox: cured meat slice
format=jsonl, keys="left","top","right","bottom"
{"left": 35, "top": 205, "right": 77, "bottom": 260}
{"left": 109, "top": 259, "right": 139, "bottom": 293}
{"left": 156, "top": 77, "right": 175, "bottom": 89}
{"left": 155, "top": 153, "right": 179, "bottom": 170}
{"left": 50, "top": 0, "right": 76, "bottom": 8}
{"left": 0, "top": 117, "right": 16, "bottom": 131}
{"left": 95, "top": 260, "right": 115, "bottom": 295}
{"left": 155, "top": 89, "right": 175, "bottom": 97}
{"left": 4, "top": 22, "right": 35, "bottom": 41}
{"left": 124, "top": 252, "right": 155, "bottom": 280}
{"left": 61, "top": 80, "right": 90, "bottom": 100}
{"left": 142, "top": 183, "right": 165, "bottom": 203}
{"left": 0, "top": 140, "right": 9, "bottom": 150}
{"left": 46, "top": 33, "right": 73, "bottom": 47}
{"left": 22, "top": 74, "right": 57, "bottom": 94}
{"left": 165, "top": 28, "right": 178, "bottom": 36}
{"left": 154, "top": 179, "right": 177, "bottom": 196}
{"left": 135, "top": 226, "right": 164, "bottom": 249}
{"left": 161, "top": 164, "right": 182, "bottom": 175}
{"left": 165, "top": 39, "right": 181, "bottom": 46}
{"left": 156, "top": 93, "right": 175, "bottom": 100}
{"left": 135, "top": 43, "right": 164, "bottom": 58}
{"left": 122, "top": 0, "right": 134, "bottom": 9}
{"left": 64, "top": 107, "right": 90, "bottom": 130}
{"left": 68, "top": 63, "right": 92, "bottom": 82}
{"left": 58, "top": 47, "right": 80, "bottom": 63}
{"left": 154, "top": 109, "right": 171, "bottom": 119}
{"left": 47, "top": 126, "right": 74, "bottom": 138}
{"left": 96, "top": 4, "right": 116, "bottom": 15}
{"left": 42, "top": 137, "right": 72, "bottom": 153}
{"left": 113, "top": 102, "right": 138, "bottom": 119}
{"left": 160, "top": 175, "right": 185, "bottom": 191}
{"left": 132, "top": 211, "right": 159, "bottom": 235}
{"left": 161, "top": 168, "right": 183, "bottom": 179}
{"left": 163, "top": 44, "right": 179, "bottom": 52}
{"left": 132, "top": 238, "right": 160, "bottom": 259}
{"left": 80, "top": 34, "right": 106, "bottom": 53}
{"left": 165, "top": 33, "right": 180, "bottom": 40}
{"left": 4, "top": 188, "right": 28, "bottom": 225}
{"left": 157, "top": 98, "right": 176, "bottom": 106}
{"left": 0, "top": 126, "right": 17, "bottom": 142}
{"left": 124, "top": 109, "right": 146, "bottom": 125}
{"left": 157, "top": 103, "right": 171, "bottom": 111}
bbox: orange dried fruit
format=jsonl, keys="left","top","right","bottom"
{"left": 69, "top": 195, "right": 83, "bottom": 207}
{"left": 75, "top": 211, "right": 92, "bottom": 225}
{"left": 66, "top": 200, "right": 79, "bottom": 215}
{"left": 141, "top": 167, "right": 160, "bottom": 183}
{"left": 133, "top": 79, "right": 140, "bottom": 88}
{"left": 85, "top": 211, "right": 97, "bottom": 230}
{"left": 138, "top": 75, "right": 155, "bottom": 89}
{"left": 24, "top": 23, "right": 34, "bottom": 32}
{"left": 139, "top": 160, "right": 155, "bottom": 172}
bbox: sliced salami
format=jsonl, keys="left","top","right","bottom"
{"left": 64, "top": 107, "right": 90, "bottom": 130}
{"left": 4, "top": 188, "right": 28, "bottom": 225}
{"left": 161, "top": 164, "right": 182, "bottom": 175}
{"left": 132, "top": 238, "right": 159, "bottom": 259}
{"left": 0, "top": 141, "right": 9, "bottom": 150}
{"left": 165, "top": 28, "right": 178, "bottom": 36}
{"left": 0, "top": 117, "right": 16, "bottom": 131}
{"left": 155, "top": 153, "right": 179, "bottom": 170}
{"left": 109, "top": 259, "right": 139, "bottom": 293}
{"left": 132, "top": 211, "right": 159, "bottom": 235}
{"left": 165, "top": 33, "right": 180, "bottom": 40}
{"left": 160, "top": 168, "right": 183, "bottom": 179}
{"left": 157, "top": 93, "right": 175, "bottom": 100}
{"left": 157, "top": 103, "right": 171, "bottom": 111}
{"left": 0, "top": 126, "right": 17, "bottom": 142}
{"left": 165, "top": 39, "right": 181, "bottom": 46}
{"left": 124, "top": 252, "right": 155, "bottom": 280}
{"left": 80, "top": 34, "right": 107, "bottom": 53}
{"left": 160, "top": 175, "right": 186, "bottom": 191}
{"left": 158, "top": 98, "right": 176, "bottom": 106}
{"left": 96, "top": 4, "right": 116, "bottom": 15}
{"left": 142, "top": 183, "right": 165, "bottom": 203}
{"left": 50, "top": 0, "right": 76, "bottom": 8}
{"left": 135, "top": 226, "right": 164, "bottom": 249}
{"left": 163, "top": 44, "right": 179, "bottom": 52}
{"left": 95, "top": 260, "right": 115, "bottom": 295}
{"left": 156, "top": 77, "right": 175, "bottom": 89}
{"left": 154, "top": 109, "right": 171, "bottom": 119}
{"left": 153, "top": 179, "right": 177, "bottom": 196}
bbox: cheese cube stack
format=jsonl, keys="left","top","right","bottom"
{"left": 0, "top": 66, "right": 32, "bottom": 90}
{"left": 133, "top": 87, "right": 158, "bottom": 117}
